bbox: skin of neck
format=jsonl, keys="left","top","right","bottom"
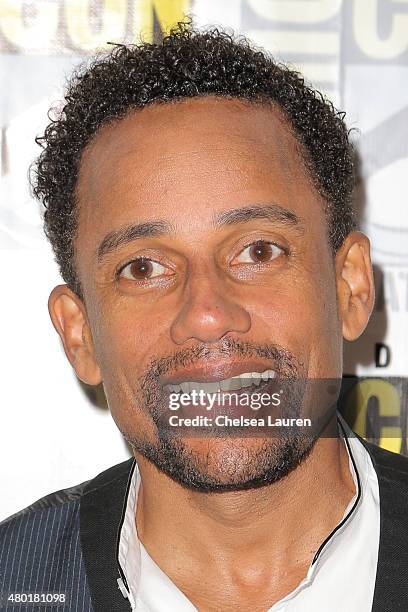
{"left": 134, "top": 415, "right": 356, "bottom": 605}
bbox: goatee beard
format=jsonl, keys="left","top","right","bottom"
{"left": 122, "top": 336, "right": 329, "bottom": 492}
{"left": 124, "top": 429, "right": 317, "bottom": 492}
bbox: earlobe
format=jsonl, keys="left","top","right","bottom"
{"left": 336, "top": 232, "right": 375, "bottom": 341}
{"left": 48, "top": 285, "right": 102, "bottom": 385}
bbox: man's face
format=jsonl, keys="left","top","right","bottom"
{"left": 73, "top": 97, "right": 344, "bottom": 490}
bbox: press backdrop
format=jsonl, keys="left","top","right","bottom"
{"left": 1, "top": 0, "right": 407, "bottom": 520}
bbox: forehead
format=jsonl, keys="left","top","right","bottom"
{"left": 75, "top": 97, "right": 325, "bottom": 271}
{"left": 79, "top": 96, "right": 305, "bottom": 197}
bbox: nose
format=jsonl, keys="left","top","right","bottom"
{"left": 170, "top": 266, "right": 251, "bottom": 345}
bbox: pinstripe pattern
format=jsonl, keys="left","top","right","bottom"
{"left": 2, "top": 443, "right": 408, "bottom": 611}
{"left": 0, "top": 494, "right": 93, "bottom": 611}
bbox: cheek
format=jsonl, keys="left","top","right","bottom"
{"left": 87, "top": 304, "right": 156, "bottom": 412}
{"left": 89, "top": 294, "right": 163, "bottom": 369}
{"left": 246, "top": 268, "right": 341, "bottom": 375}
{"left": 251, "top": 283, "right": 319, "bottom": 351}
{"left": 90, "top": 309, "right": 163, "bottom": 441}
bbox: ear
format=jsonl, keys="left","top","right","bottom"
{"left": 336, "top": 232, "right": 375, "bottom": 341}
{"left": 48, "top": 284, "right": 102, "bottom": 385}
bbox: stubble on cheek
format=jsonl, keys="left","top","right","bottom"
{"left": 104, "top": 373, "right": 159, "bottom": 444}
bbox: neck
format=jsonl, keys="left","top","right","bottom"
{"left": 134, "top": 420, "right": 355, "bottom": 604}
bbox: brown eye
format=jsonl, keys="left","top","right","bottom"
{"left": 129, "top": 259, "right": 153, "bottom": 278}
{"left": 119, "top": 258, "right": 167, "bottom": 280}
{"left": 249, "top": 241, "right": 274, "bottom": 262}
{"left": 234, "top": 240, "right": 284, "bottom": 264}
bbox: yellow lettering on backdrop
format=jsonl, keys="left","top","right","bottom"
{"left": 136, "top": 0, "right": 190, "bottom": 43}
{"left": 354, "top": 0, "right": 408, "bottom": 59}
{"left": 344, "top": 379, "right": 401, "bottom": 454}
{"left": 247, "top": 0, "right": 342, "bottom": 24}
{"left": 371, "top": 379, "right": 401, "bottom": 453}
{"left": 65, "top": 0, "right": 127, "bottom": 51}
{"left": 0, "top": 0, "right": 58, "bottom": 50}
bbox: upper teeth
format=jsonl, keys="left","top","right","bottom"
{"left": 165, "top": 370, "right": 276, "bottom": 394}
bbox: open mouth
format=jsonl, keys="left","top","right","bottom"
{"left": 163, "top": 369, "right": 277, "bottom": 395}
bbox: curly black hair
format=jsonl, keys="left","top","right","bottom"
{"left": 32, "top": 20, "right": 355, "bottom": 298}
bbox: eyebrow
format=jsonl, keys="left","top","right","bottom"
{"left": 214, "top": 204, "right": 303, "bottom": 229}
{"left": 97, "top": 220, "right": 173, "bottom": 261}
{"left": 97, "top": 203, "right": 303, "bottom": 261}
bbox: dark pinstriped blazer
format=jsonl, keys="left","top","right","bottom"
{"left": 1, "top": 438, "right": 408, "bottom": 612}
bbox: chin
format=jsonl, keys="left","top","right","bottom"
{"left": 129, "top": 431, "right": 317, "bottom": 492}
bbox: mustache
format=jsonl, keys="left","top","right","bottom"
{"left": 140, "top": 336, "right": 303, "bottom": 392}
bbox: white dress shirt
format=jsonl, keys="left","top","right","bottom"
{"left": 117, "top": 414, "right": 380, "bottom": 611}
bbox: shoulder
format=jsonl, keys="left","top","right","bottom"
{"left": 0, "top": 478, "right": 88, "bottom": 607}
{"left": 358, "top": 437, "right": 408, "bottom": 517}
{"left": 361, "top": 437, "right": 408, "bottom": 481}
{"left": 357, "top": 440, "right": 408, "bottom": 608}
{"left": 0, "top": 457, "right": 134, "bottom": 531}
{"left": 340, "top": 413, "right": 408, "bottom": 491}
{"left": 0, "top": 479, "right": 87, "bottom": 529}
{"left": 0, "top": 478, "right": 88, "bottom": 567}
{"left": 0, "top": 458, "right": 134, "bottom": 605}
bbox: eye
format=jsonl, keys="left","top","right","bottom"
{"left": 233, "top": 240, "right": 284, "bottom": 264}
{"left": 118, "top": 257, "right": 169, "bottom": 281}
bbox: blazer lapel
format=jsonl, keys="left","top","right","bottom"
{"left": 80, "top": 457, "right": 135, "bottom": 612}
